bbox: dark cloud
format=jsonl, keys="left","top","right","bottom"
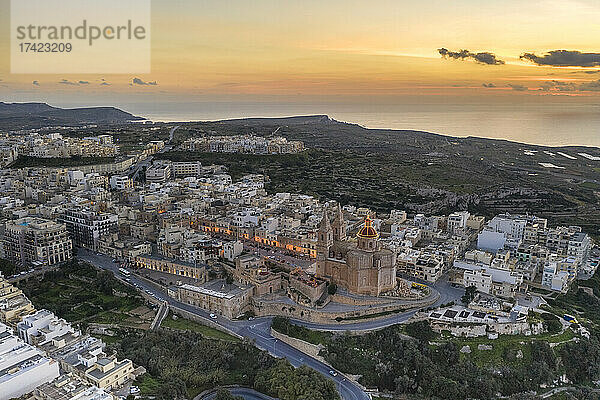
{"left": 438, "top": 48, "right": 505, "bottom": 65}
{"left": 583, "top": 70, "right": 600, "bottom": 74}
{"left": 482, "top": 83, "right": 496, "bottom": 88}
{"left": 538, "top": 80, "right": 576, "bottom": 92}
{"left": 579, "top": 79, "right": 600, "bottom": 91}
{"left": 58, "top": 79, "right": 79, "bottom": 85}
{"left": 78, "top": 80, "right": 90, "bottom": 85}
{"left": 132, "top": 77, "right": 157, "bottom": 86}
{"left": 520, "top": 50, "right": 600, "bottom": 67}
{"left": 508, "top": 84, "right": 528, "bottom": 91}
{"left": 32, "top": 80, "right": 40, "bottom": 86}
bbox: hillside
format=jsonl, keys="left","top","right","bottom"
{"left": 0, "top": 102, "right": 143, "bottom": 130}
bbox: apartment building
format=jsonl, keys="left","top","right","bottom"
{"left": 172, "top": 161, "right": 203, "bottom": 177}
{"left": 83, "top": 356, "right": 134, "bottom": 390}
{"left": 2, "top": 217, "right": 72, "bottom": 267}
{"left": 0, "top": 322, "right": 60, "bottom": 399}
{"left": 109, "top": 175, "right": 134, "bottom": 191}
{"left": 32, "top": 373, "right": 114, "bottom": 400}
{"left": 145, "top": 162, "right": 172, "bottom": 183}
{"left": 397, "top": 249, "right": 444, "bottom": 283}
{"left": 0, "top": 276, "right": 35, "bottom": 325}
{"left": 17, "top": 309, "right": 78, "bottom": 347}
{"left": 452, "top": 260, "right": 525, "bottom": 298}
{"left": 58, "top": 208, "right": 118, "bottom": 251}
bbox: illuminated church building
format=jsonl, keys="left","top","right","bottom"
{"left": 316, "top": 206, "right": 397, "bottom": 296}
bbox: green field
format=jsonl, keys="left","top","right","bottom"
{"left": 18, "top": 260, "right": 143, "bottom": 327}
{"left": 161, "top": 312, "right": 241, "bottom": 342}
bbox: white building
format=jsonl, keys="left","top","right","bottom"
{"left": 109, "top": 175, "right": 133, "bottom": 191}
{"left": 453, "top": 260, "right": 524, "bottom": 298}
{"left": 223, "top": 241, "right": 244, "bottom": 261}
{"left": 541, "top": 262, "right": 569, "bottom": 293}
{"left": 17, "top": 309, "right": 78, "bottom": 346}
{"left": 447, "top": 211, "right": 470, "bottom": 233}
{"left": 146, "top": 162, "right": 172, "bottom": 183}
{"left": 0, "top": 322, "right": 60, "bottom": 400}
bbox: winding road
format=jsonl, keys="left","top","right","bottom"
{"left": 78, "top": 250, "right": 463, "bottom": 400}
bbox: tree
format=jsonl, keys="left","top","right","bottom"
{"left": 540, "top": 313, "right": 562, "bottom": 334}
{"left": 405, "top": 320, "right": 436, "bottom": 342}
{"left": 328, "top": 282, "right": 337, "bottom": 295}
{"left": 461, "top": 286, "right": 477, "bottom": 304}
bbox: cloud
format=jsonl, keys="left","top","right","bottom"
{"left": 508, "top": 84, "right": 528, "bottom": 91}
{"left": 100, "top": 82, "right": 111, "bottom": 86}
{"left": 538, "top": 80, "right": 577, "bottom": 92}
{"left": 482, "top": 83, "right": 496, "bottom": 88}
{"left": 132, "top": 77, "right": 158, "bottom": 86}
{"left": 579, "top": 79, "right": 600, "bottom": 91}
{"left": 438, "top": 48, "right": 505, "bottom": 65}
{"left": 58, "top": 79, "right": 79, "bottom": 85}
{"left": 535, "top": 79, "right": 600, "bottom": 92}
{"left": 78, "top": 80, "right": 90, "bottom": 85}
{"left": 32, "top": 80, "right": 40, "bottom": 86}
{"left": 520, "top": 50, "right": 600, "bottom": 67}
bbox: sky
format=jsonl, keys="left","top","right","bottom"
{"left": 1, "top": 0, "right": 600, "bottom": 107}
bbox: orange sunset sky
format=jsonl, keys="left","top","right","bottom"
{"left": 1, "top": 0, "right": 600, "bottom": 105}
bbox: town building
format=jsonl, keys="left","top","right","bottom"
{"left": 0, "top": 276, "right": 35, "bottom": 325}
{"left": 59, "top": 208, "right": 119, "bottom": 251}
{"left": 109, "top": 175, "right": 134, "bottom": 191}
{"left": 170, "top": 280, "right": 253, "bottom": 319}
{"left": 233, "top": 254, "right": 282, "bottom": 296}
{"left": 134, "top": 254, "right": 208, "bottom": 282}
{"left": 32, "top": 373, "right": 115, "bottom": 400}
{"left": 17, "top": 309, "right": 78, "bottom": 347}
{"left": 2, "top": 217, "right": 72, "bottom": 267}
{"left": 0, "top": 322, "right": 60, "bottom": 399}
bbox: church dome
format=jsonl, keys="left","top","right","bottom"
{"left": 357, "top": 216, "right": 378, "bottom": 239}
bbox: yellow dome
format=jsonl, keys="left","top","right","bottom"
{"left": 357, "top": 216, "right": 378, "bottom": 239}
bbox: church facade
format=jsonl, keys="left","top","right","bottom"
{"left": 315, "top": 206, "right": 397, "bottom": 296}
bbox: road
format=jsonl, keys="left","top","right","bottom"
{"left": 198, "top": 387, "right": 277, "bottom": 400}
{"left": 78, "top": 250, "right": 370, "bottom": 400}
{"left": 291, "top": 276, "right": 463, "bottom": 332}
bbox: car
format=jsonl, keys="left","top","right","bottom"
{"left": 130, "top": 386, "right": 140, "bottom": 395}
{"left": 329, "top": 370, "right": 338, "bottom": 377}
{"left": 209, "top": 313, "right": 217, "bottom": 319}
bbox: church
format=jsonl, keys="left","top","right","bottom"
{"left": 315, "top": 206, "right": 397, "bottom": 296}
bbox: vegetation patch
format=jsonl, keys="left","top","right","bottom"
{"left": 161, "top": 311, "right": 240, "bottom": 342}
{"left": 17, "top": 260, "right": 144, "bottom": 328}
{"left": 116, "top": 329, "right": 339, "bottom": 400}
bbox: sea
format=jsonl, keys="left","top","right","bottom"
{"left": 122, "top": 101, "right": 600, "bottom": 148}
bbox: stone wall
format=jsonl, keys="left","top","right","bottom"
{"left": 253, "top": 293, "right": 438, "bottom": 325}
{"left": 270, "top": 328, "right": 325, "bottom": 362}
